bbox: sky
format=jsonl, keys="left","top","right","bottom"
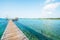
{"left": 0, "top": 0, "right": 60, "bottom": 18}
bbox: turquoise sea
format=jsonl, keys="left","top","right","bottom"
{"left": 0, "top": 18, "right": 60, "bottom": 40}
{"left": 0, "top": 18, "right": 8, "bottom": 39}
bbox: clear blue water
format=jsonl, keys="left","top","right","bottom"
{"left": 0, "top": 18, "right": 8, "bottom": 39}
{"left": 14, "top": 18, "right": 60, "bottom": 40}
{"left": 14, "top": 19, "right": 52, "bottom": 40}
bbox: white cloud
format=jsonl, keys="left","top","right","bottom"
{"left": 40, "top": 2, "right": 60, "bottom": 18}
{"left": 43, "top": 3, "right": 60, "bottom": 11}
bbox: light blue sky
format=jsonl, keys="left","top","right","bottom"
{"left": 0, "top": 0, "right": 60, "bottom": 18}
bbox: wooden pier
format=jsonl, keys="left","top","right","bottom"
{"left": 1, "top": 20, "right": 29, "bottom": 40}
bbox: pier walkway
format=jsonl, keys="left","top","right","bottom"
{"left": 1, "top": 20, "right": 29, "bottom": 40}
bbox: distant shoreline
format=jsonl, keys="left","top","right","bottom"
{"left": 19, "top": 18, "right": 60, "bottom": 20}
{"left": 0, "top": 18, "right": 60, "bottom": 20}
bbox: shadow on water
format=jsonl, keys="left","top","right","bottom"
{"left": 14, "top": 21, "right": 52, "bottom": 40}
